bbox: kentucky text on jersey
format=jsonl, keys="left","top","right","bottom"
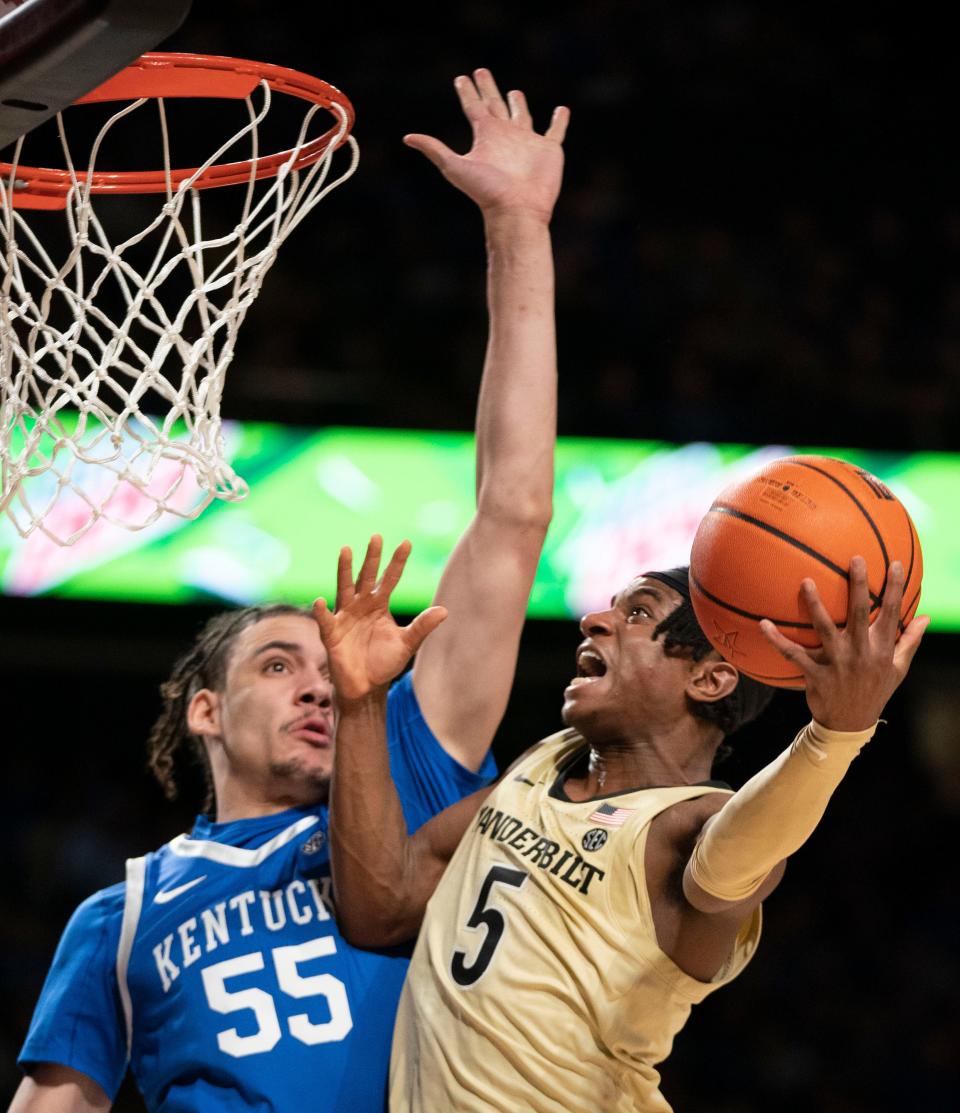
{"left": 152, "top": 877, "right": 335, "bottom": 992}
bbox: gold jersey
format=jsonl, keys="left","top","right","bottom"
{"left": 391, "top": 730, "right": 761, "bottom": 1113}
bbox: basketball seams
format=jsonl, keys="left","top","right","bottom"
{"left": 902, "top": 509, "right": 923, "bottom": 620}
{"left": 692, "top": 571, "right": 823, "bottom": 629}
{"left": 901, "top": 500, "right": 917, "bottom": 589}
{"left": 707, "top": 504, "right": 880, "bottom": 611}
{"left": 790, "top": 458, "right": 891, "bottom": 591}
{"left": 899, "top": 508, "right": 922, "bottom": 634}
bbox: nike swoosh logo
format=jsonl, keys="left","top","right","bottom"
{"left": 513, "top": 776, "right": 536, "bottom": 787}
{"left": 155, "top": 875, "right": 207, "bottom": 904}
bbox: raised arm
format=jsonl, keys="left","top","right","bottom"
{"left": 683, "top": 557, "right": 928, "bottom": 915}
{"left": 316, "top": 538, "right": 495, "bottom": 947}
{"left": 407, "top": 70, "right": 569, "bottom": 770}
{"left": 644, "top": 558, "right": 928, "bottom": 980}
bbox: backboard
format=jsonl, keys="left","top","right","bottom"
{"left": 0, "top": 0, "right": 192, "bottom": 152}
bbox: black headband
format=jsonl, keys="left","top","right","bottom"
{"left": 641, "top": 566, "right": 691, "bottom": 599}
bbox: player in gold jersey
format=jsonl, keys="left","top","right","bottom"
{"left": 317, "top": 538, "right": 928, "bottom": 1112}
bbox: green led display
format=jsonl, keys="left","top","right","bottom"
{"left": 0, "top": 426, "right": 953, "bottom": 629}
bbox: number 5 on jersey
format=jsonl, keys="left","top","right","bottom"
{"left": 451, "top": 866, "right": 527, "bottom": 987}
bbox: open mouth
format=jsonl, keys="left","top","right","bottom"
{"left": 570, "top": 647, "right": 607, "bottom": 686}
{"left": 291, "top": 720, "right": 332, "bottom": 746}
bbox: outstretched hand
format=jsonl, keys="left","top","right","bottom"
{"left": 759, "top": 556, "right": 929, "bottom": 731}
{"left": 404, "top": 67, "right": 569, "bottom": 221}
{"left": 313, "top": 536, "right": 447, "bottom": 703}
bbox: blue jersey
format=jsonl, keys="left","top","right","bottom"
{"left": 20, "top": 674, "right": 495, "bottom": 1111}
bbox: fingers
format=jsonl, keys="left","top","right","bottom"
{"left": 844, "top": 556, "right": 872, "bottom": 655}
{"left": 332, "top": 535, "right": 411, "bottom": 612}
{"left": 453, "top": 72, "right": 488, "bottom": 122}
{"left": 872, "top": 560, "right": 905, "bottom": 646}
{"left": 797, "top": 577, "right": 841, "bottom": 652}
{"left": 403, "top": 133, "right": 456, "bottom": 172}
{"left": 452, "top": 69, "right": 563, "bottom": 137}
{"left": 379, "top": 539, "right": 412, "bottom": 598}
{"left": 758, "top": 619, "right": 817, "bottom": 682}
{"left": 312, "top": 597, "right": 334, "bottom": 640}
{"left": 335, "top": 546, "right": 354, "bottom": 610}
{"left": 545, "top": 105, "right": 571, "bottom": 144}
{"left": 471, "top": 68, "right": 509, "bottom": 119}
{"left": 506, "top": 89, "right": 532, "bottom": 128}
{"left": 355, "top": 534, "right": 383, "bottom": 595}
{"left": 892, "top": 612, "right": 930, "bottom": 673}
{"left": 404, "top": 605, "right": 449, "bottom": 653}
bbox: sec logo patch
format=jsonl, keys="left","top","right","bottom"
{"left": 300, "top": 831, "right": 327, "bottom": 855}
{"left": 582, "top": 828, "right": 608, "bottom": 852}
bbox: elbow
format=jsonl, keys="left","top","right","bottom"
{"left": 331, "top": 846, "right": 425, "bottom": 947}
{"left": 521, "top": 498, "right": 553, "bottom": 531}
{"left": 338, "top": 908, "right": 420, "bottom": 949}
{"left": 682, "top": 862, "right": 733, "bottom": 914}
{"left": 334, "top": 874, "right": 422, "bottom": 948}
{"left": 682, "top": 854, "right": 786, "bottom": 913}
{"left": 476, "top": 494, "right": 553, "bottom": 532}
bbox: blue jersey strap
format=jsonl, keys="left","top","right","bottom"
{"left": 116, "top": 856, "right": 146, "bottom": 1059}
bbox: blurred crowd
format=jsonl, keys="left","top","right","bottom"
{"left": 164, "top": 2, "right": 960, "bottom": 454}
{"left": 2, "top": 3, "right": 959, "bottom": 1111}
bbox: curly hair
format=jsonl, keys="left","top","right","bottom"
{"left": 147, "top": 604, "right": 314, "bottom": 813}
{"left": 652, "top": 597, "right": 775, "bottom": 746}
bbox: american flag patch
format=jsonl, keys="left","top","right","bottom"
{"left": 587, "top": 803, "right": 635, "bottom": 827}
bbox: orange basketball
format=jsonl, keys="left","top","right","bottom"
{"left": 689, "top": 455, "right": 923, "bottom": 689}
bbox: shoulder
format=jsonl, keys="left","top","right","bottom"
{"left": 64, "top": 881, "right": 128, "bottom": 938}
{"left": 43, "top": 881, "right": 129, "bottom": 986}
{"left": 25, "top": 883, "right": 128, "bottom": 1028}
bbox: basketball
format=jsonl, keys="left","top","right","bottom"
{"left": 689, "top": 455, "right": 923, "bottom": 689}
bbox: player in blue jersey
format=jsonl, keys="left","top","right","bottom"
{"left": 10, "top": 69, "right": 570, "bottom": 1113}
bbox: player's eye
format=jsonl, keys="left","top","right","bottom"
{"left": 264, "top": 659, "right": 288, "bottom": 674}
{"left": 627, "top": 604, "right": 651, "bottom": 621}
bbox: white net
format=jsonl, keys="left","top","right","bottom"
{"left": 0, "top": 77, "right": 358, "bottom": 545}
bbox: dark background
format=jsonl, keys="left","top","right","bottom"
{"left": 3, "top": 2, "right": 959, "bottom": 1110}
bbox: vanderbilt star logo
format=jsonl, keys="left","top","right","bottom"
{"left": 712, "top": 621, "right": 745, "bottom": 657}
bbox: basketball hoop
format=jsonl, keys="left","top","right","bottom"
{"left": 0, "top": 52, "right": 359, "bottom": 545}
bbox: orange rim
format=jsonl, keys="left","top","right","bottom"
{"left": 0, "top": 52, "right": 356, "bottom": 210}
